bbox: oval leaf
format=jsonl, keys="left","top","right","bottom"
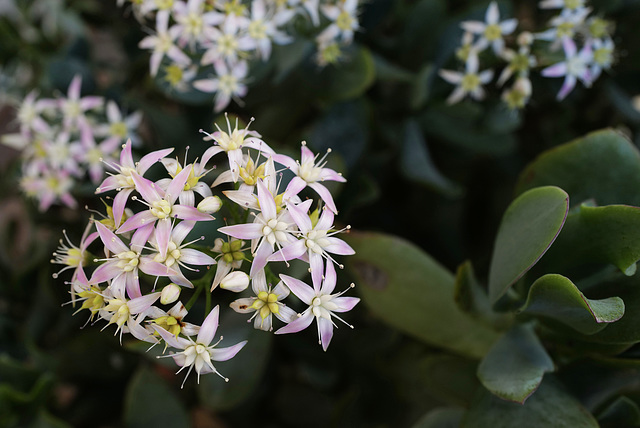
{"left": 412, "top": 407, "right": 465, "bottom": 428}
{"left": 477, "top": 324, "right": 554, "bottom": 404}
{"left": 346, "top": 231, "right": 499, "bottom": 358}
{"left": 462, "top": 376, "right": 599, "bottom": 428}
{"left": 124, "top": 366, "right": 190, "bottom": 428}
{"left": 520, "top": 274, "right": 625, "bottom": 335}
{"left": 516, "top": 129, "right": 640, "bottom": 206}
{"left": 488, "top": 186, "right": 569, "bottom": 303}
{"left": 533, "top": 204, "right": 640, "bottom": 278}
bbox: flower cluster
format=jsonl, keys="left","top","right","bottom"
{"left": 1, "top": 75, "right": 142, "bottom": 211}
{"left": 51, "top": 114, "right": 358, "bottom": 387}
{"left": 118, "top": 0, "right": 361, "bottom": 111}
{"left": 439, "top": 0, "right": 615, "bottom": 108}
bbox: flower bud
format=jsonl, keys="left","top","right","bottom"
{"left": 198, "top": 196, "right": 222, "bottom": 214}
{"left": 220, "top": 271, "right": 250, "bottom": 293}
{"left": 160, "top": 283, "right": 181, "bottom": 305}
{"left": 517, "top": 31, "right": 533, "bottom": 46}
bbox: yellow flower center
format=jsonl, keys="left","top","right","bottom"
{"left": 248, "top": 20, "right": 267, "bottom": 40}
{"left": 484, "top": 24, "right": 502, "bottom": 41}
{"left": 336, "top": 10, "right": 354, "bottom": 31}
{"left": 151, "top": 199, "right": 173, "bottom": 219}
{"left": 461, "top": 73, "right": 480, "bottom": 91}
{"left": 165, "top": 64, "right": 184, "bottom": 88}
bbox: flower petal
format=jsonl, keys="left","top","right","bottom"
{"left": 279, "top": 274, "right": 315, "bottom": 304}
{"left": 197, "top": 306, "right": 220, "bottom": 345}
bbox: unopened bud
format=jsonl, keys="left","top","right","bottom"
{"left": 517, "top": 31, "right": 533, "bottom": 46}
{"left": 160, "top": 283, "right": 181, "bottom": 305}
{"left": 198, "top": 196, "right": 222, "bottom": 214}
{"left": 220, "top": 271, "right": 250, "bottom": 293}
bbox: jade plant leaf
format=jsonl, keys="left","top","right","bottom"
{"left": 124, "top": 366, "right": 190, "bottom": 428}
{"left": 515, "top": 129, "right": 640, "bottom": 207}
{"left": 597, "top": 396, "right": 640, "bottom": 428}
{"left": 488, "top": 186, "right": 569, "bottom": 304}
{"left": 454, "top": 261, "right": 513, "bottom": 330}
{"left": 477, "top": 324, "right": 554, "bottom": 404}
{"left": 533, "top": 204, "right": 640, "bottom": 278}
{"left": 346, "top": 231, "right": 499, "bottom": 358}
{"left": 412, "top": 407, "right": 465, "bottom": 428}
{"left": 316, "top": 44, "right": 375, "bottom": 103}
{"left": 462, "top": 376, "right": 599, "bottom": 428}
{"left": 520, "top": 274, "right": 625, "bottom": 335}
{"left": 401, "top": 120, "right": 463, "bottom": 197}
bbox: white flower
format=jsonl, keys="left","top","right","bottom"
{"left": 541, "top": 37, "right": 593, "bottom": 100}
{"left": 193, "top": 60, "right": 249, "bottom": 112}
{"left": 138, "top": 10, "right": 191, "bottom": 77}
{"left": 153, "top": 306, "right": 247, "bottom": 387}
{"left": 439, "top": 53, "right": 494, "bottom": 104}
{"left": 460, "top": 2, "right": 518, "bottom": 55}
{"left": 230, "top": 269, "right": 296, "bottom": 331}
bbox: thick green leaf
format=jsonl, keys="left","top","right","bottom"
{"left": 462, "top": 376, "right": 599, "bottom": 428}
{"left": 197, "top": 309, "right": 271, "bottom": 411}
{"left": 454, "top": 261, "right": 513, "bottom": 330}
{"left": 346, "top": 231, "right": 499, "bottom": 358}
{"left": 420, "top": 104, "right": 517, "bottom": 155}
{"left": 412, "top": 407, "right": 465, "bottom": 428}
{"left": 477, "top": 324, "right": 554, "bottom": 404}
{"left": 534, "top": 204, "right": 640, "bottom": 278}
{"left": 123, "top": 366, "right": 190, "bottom": 428}
{"left": 515, "top": 129, "right": 640, "bottom": 207}
{"left": 598, "top": 396, "right": 640, "bottom": 428}
{"left": 520, "top": 274, "right": 625, "bottom": 335}
{"left": 401, "top": 120, "right": 463, "bottom": 197}
{"left": 488, "top": 186, "right": 569, "bottom": 303}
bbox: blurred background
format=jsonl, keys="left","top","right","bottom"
{"left": 2, "top": 0, "right": 640, "bottom": 427}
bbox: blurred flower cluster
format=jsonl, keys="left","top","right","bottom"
{"left": 52, "top": 114, "right": 358, "bottom": 386}
{"left": 1, "top": 75, "right": 142, "bottom": 211}
{"left": 439, "top": 0, "right": 615, "bottom": 108}
{"left": 119, "top": 0, "right": 361, "bottom": 111}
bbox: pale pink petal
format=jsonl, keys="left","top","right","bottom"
{"left": 486, "top": 2, "right": 499, "bottom": 24}
{"left": 230, "top": 297, "right": 255, "bottom": 314}
{"left": 308, "top": 182, "right": 338, "bottom": 214}
{"left": 228, "top": 149, "right": 244, "bottom": 181}
{"left": 131, "top": 172, "right": 163, "bottom": 203}
{"left": 321, "top": 260, "right": 337, "bottom": 294}
{"left": 180, "top": 248, "right": 216, "bottom": 265}
{"left": 460, "top": 21, "right": 485, "bottom": 34}
{"left": 197, "top": 306, "right": 220, "bottom": 345}
{"left": 210, "top": 340, "right": 247, "bottom": 361}
{"left": 96, "top": 221, "right": 128, "bottom": 254}
{"left": 318, "top": 316, "right": 333, "bottom": 351}
{"left": 131, "top": 223, "right": 155, "bottom": 252}
{"left": 319, "top": 167, "right": 346, "bottom": 182}
{"left": 242, "top": 138, "right": 274, "bottom": 154}
{"left": 138, "top": 148, "right": 175, "bottom": 174}
{"left": 139, "top": 258, "right": 178, "bottom": 277}
{"left": 155, "top": 218, "right": 172, "bottom": 258}
{"left": 153, "top": 324, "right": 190, "bottom": 349}
{"left": 268, "top": 239, "right": 306, "bottom": 262}
{"left": 500, "top": 18, "right": 518, "bottom": 35}
{"left": 271, "top": 153, "right": 297, "bottom": 170}
{"left": 218, "top": 223, "right": 263, "bottom": 240}
{"left": 325, "top": 237, "right": 355, "bottom": 255}
{"left": 275, "top": 311, "right": 314, "bottom": 334}
{"left": 68, "top": 75, "right": 81, "bottom": 100}
{"left": 332, "top": 296, "right": 360, "bottom": 312}
{"left": 171, "top": 205, "right": 215, "bottom": 221}
{"left": 310, "top": 252, "right": 324, "bottom": 292}
{"left": 113, "top": 188, "right": 133, "bottom": 229}
{"left": 117, "top": 210, "right": 157, "bottom": 234}
{"left": 89, "top": 261, "right": 122, "bottom": 285}
{"left": 557, "top": 74, "right": 577, "bottom": 100}
{"left": 275, "top": 305, "right": 297, "bottom": 323}
{"left": 79, "top": 97, "right": 104, "bottom": 111}
{"left": 257, "top": 179, "right": 277, "bottom": 219}
{"left": 127, "top": 320, "right": 158, "bottom": 344}
{"left": 124, "top": 271, "right": 142, "bottom": 299}
{"left": 165, "top": 166, "right": 192, "bottom": 205}
{"left": 283, "top": 176, "right": 307, "bottom": 201}
{"left": 316, "top": 208, "right": 334, "bottom": 231}
{"left": 201, "top": 145, "right": 224, "bottom": 167}
{"left": 287, "top": 201, "right": 313, "bottom": 232}
{"left": 563, "top": 37, "right": 577, "bottom": 58}
{"left": 173, "top": 221, "right": 195, "bottom": 245}
{"left": 250, "top": 240, "right": 275, "bottom": 277}
{"left": 279, "top": 274, "right": 315, "bottom": 304}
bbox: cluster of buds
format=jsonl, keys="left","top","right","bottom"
{"left": 439, "top": 0, "right": 615, "bottom": 108}
{"left": 51, "top": 114, "right": 359, "bottom": 387}
{"left": 1, "top": 75, "right": 142, "bottom": 211}
{"left": 119, "top": 0, "right": 361, "bottom": 111}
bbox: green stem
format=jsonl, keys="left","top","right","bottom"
{"left": 205, "top": 282, "right": 212, "bottom": 315}
{"left": 185, "top": 285, "right": 203, "bottom": 311}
